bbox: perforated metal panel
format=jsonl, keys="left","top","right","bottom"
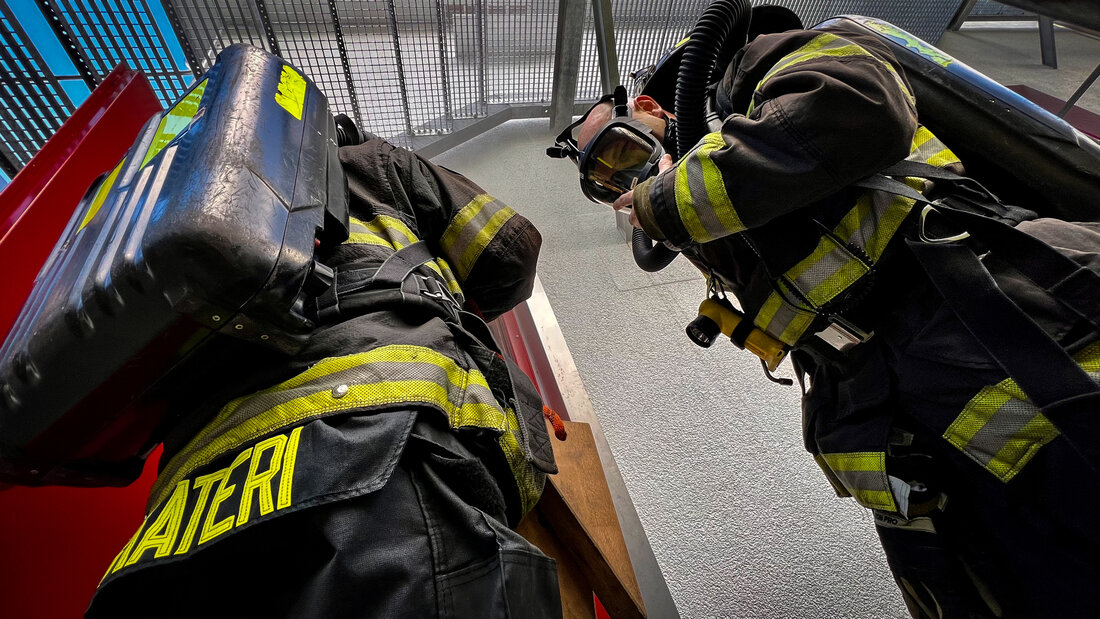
{"left": 971, "top": 0, "right": 1030, "bottom": 18}
{"left": 39, "top": 0, "right": 193, "bottom": 104}
{"left": 575, "top": 0, "right": 964, "bottom": 102}
{"left": 578, "top": 0, "right": 710, "bottom": 100}
{"left": 0, "top": 3, "right": 74, "bottom": 175}
{"left": 1, "top": 0, "right": 966, "bottom": 172}
{"left": 764, "top": 0, "right": 964, "bottom": 43}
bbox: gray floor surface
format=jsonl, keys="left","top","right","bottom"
{"left": 432, "top": 24, "right": 1100, "bottom": 619}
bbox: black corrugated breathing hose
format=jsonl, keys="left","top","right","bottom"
{"left": 630, "top": 0, "right": 751, "bottom": 272}
{"left": 675, "top": 0, "right": 751, "bottom": 159}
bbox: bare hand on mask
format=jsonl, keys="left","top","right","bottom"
{"left": 611, "top": 154, "right": 674, "bottom": 229}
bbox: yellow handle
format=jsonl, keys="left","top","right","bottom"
{"left": 698, "top": 298, "right": 788, "bottom": 372}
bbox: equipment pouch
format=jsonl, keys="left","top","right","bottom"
{"left": 455, "top": 311, "right": 557, "bottom": 476}
{"left": 797, "top": 343, "right": 900, "bottom": 512}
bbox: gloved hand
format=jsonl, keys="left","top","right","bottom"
{"left": 612, "top": 154, "right": 674, "bottom": 229}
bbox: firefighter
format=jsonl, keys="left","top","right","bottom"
{"left": 87, "top": 135, "right": 562, "bottom": 618}
{"left": 551, "top": 17, "right": 1100, "bottom": 619}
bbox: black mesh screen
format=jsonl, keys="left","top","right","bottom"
{"left": 0, "top": 3, "right": 75, "bottom": 173}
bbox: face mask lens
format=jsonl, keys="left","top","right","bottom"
{"left": 582, "top": 126, "right": 657, "bottom": 204}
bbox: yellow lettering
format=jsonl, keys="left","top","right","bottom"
{"left": 103, "top": 516, "right": 147, "bottom": 581}
{"left": 198, "top": 448, "right": 252, "bottom": 546}
{"left": 175, "top": 470, "right": 222, "bottom": 555}
{"left": 237, "top": 433, "right": 287, "bottom": 526}
{"left": 277, "top": 426, "right": 304, "bottom": 509}
{"left": 124, "top": 481, "right": 189, "bottom": 566}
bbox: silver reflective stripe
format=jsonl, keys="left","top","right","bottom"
{"left": 945, "top": 344, "right": 1100, "bottom": 482}
{"left": 820, "top": 451, "right": 897, "bottom": 512}
{"left": 441, "top": 194, "right": 516, "bottom": 279}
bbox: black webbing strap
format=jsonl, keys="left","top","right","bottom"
{"left": 935, "top": 209, "right": 1100, "bottom": 330}
{"left": 906, "top": 239, "right": 1100, "bottom": 476}
{"left": 877, "top": 160, "right": 967, "bottom": 183}
{"left": 852, "top": 173, "right": 929, "bottom": 204}
{"left": 317, "top": 242, "right": 442, "bottom": 323}
{"left": 370, "top": 241, "right": 436, "bottom": 287}
{"left": 730, "top": 312, "right": 756, "bottom": 349}
{"left": 857, "top": 172, "right": 1100, "bottom": 329}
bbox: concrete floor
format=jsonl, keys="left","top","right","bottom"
{"left": 432, "top": 24, "right": 1100, "bottom": 619}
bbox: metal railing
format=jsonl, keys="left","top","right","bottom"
{"left": 1, "top": 0, "right": 965, "bottom": 175}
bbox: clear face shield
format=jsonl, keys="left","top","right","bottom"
{"left": 546, "top": 85, "right": 665, "bottom": 206}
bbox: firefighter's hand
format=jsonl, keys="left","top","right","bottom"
{"left": 612, "top": 154, "right": 674, "bottom": 229}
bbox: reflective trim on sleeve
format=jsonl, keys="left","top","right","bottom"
{"left": 499, "top": 406, "right": 545, "bottom": 515}
{"left": 672, "top": 132, "right": 746, "bottom": 243}
{"left": 820, "top": 452, "right": 897, "bottom": 511}
{"left": 440, "top": 194, "right": 517, "bottom": 280}
{"left": 945, "top": 342, "right": 1100, "bottom": 481}
{"left": 150, "top": 345, "right": 508, "bottom": 511}
{"left": 747, "top": 33, "right": 914, "bottom": 117}
{"left": 753, "top": 190, "right": 912, "bottom": 345}
{"left": 345, "top": 216, "right": 464, "bottom": 300}
{"left": 910, "top": 126, "right": 961, "bottom": 169}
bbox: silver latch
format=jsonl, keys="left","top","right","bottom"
{"left": 815, "top": 315, "right": 872, "bottom": 352}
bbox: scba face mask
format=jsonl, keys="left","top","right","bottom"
{"left": 547, "top": 85, "right": 665, "bottom": 205}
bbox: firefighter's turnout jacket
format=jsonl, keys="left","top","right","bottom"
{"left": 634, "top": 27, "right": 1100, "bottom": 617}
{"left": 88, "top": 138, "right": 560, "bottom": 618}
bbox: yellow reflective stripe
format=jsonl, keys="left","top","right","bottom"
{"left": 925, "top": 149, "right": 961, "bottom": 168}
{"left": 345, "top": 217, "right": 463, "bottom": 298}
{"left": 441, "top": 194, "right": 516, "bottom": 279}
{"left": 748, "top": 33, "right": 913, "bottom": 116}
{"left": 79, "top": 158, "right": 126, "bottom": 231}
{"left": 752, "top": 285, "right": 817, "bottom": 347}
{"left": 912, "top": 126, "right": 935, "bottom": 150}
{"left": 672, "top": 133, "right": 746, "bottom": 243}
{"left": 150, "top": 345, "right": 503, "bottom": 510}
{"left": 807, "top": 257, "right": 868, "bottom": 306}
{"left": 821, "top": 452, "right": 896, "bottom": 511}
{"left": 441, "top": 194, "right": 494, "bottom": 253}
{"left": 674, "top": 157, "right": 709, "bottom": 240}
{"left": 375, "top": 214, "right": 418, "bottom": 245}
{"left": 433, "top": 256, "right": 464, "bottom": 297}
{"left": 756, "top": 190, "right": 912, "bottom": 344}
{"left": 697, "top": 133, "right": 745, "bottom": 236}
{"left": 945, "top": 342, "right": 1100, "bottom": 481}
{"left": 753, "top": 292, "right": 784, "bottom": 334}
{"left": 987, "top": 414, "right": 1059, "bottom": 481}
{"left": 909, "top": 127, "right": 961, "bottom": 169}
{"left": 499, "top": 408, "right": 544, "bottom": 515}
{"left": 864, "top": 195, "right": 913, "bottom": 260}
{"left": 459, "top": 205, "right": 515, "bottom": 279}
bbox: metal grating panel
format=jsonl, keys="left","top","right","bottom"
{"left": 971, "top": 0, "right": 1030, "bottom": 18}
{"left": 2, "top": 0, "right": 967, "bottom": 170}
{"left": 0, "top": 3, "right": 74, "bottom": 173}
{"left": 44, "top": 0, "right": 193, "bottom": 105}
{"left": 763, "top": 0, "right": 965, "bottom": 43}
{"left": 578, "top": 0, "right": 710, "bottom": 100}
{"left": 575, "top": 0, "right": 962, "bottom": 102}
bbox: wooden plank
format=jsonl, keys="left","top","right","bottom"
{"left": 516, "top": 511, "right": 596, "bottom": 619}
{"left": 524, "top": 420, "right": 647, "bottom": 619}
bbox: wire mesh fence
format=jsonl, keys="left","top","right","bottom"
{"left": 2, "top": 0, "right": 965, "bottom": 170}
{"left": 0, "top": 3, "right": 74, "bottom": 175}
{"left": 0, "top": 0, "right": 192, "bottom": 172}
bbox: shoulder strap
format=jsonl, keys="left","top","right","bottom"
{"left": 906, "top": 238, "right": 1100, "bottom": 477}
{"left": 858, "top": 171, "right": 1100, "bottom": 329}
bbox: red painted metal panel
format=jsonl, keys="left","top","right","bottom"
{"left": 0, "top": 64, "right": 161, "bottom": 341}
{"left": 0, "top": 451, "right": 159, "bottom": 619}
{"left": 0, "top": 64, "right": 162, "bottom": 619}
{"left": 1007, "top": 84, "right": 1100, "bottom": 140}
